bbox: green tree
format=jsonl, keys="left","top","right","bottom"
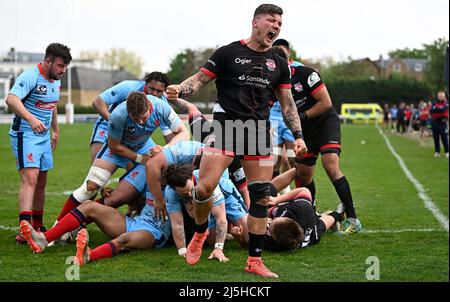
{"left": 166, "top": 51, "right": 190, "bottom": 84}
{"left": 321, "top": 57, "right": 379, "bottom": 80}
{"left": 423, "top": 38, "right": 449, "bottom": 92}
{"left": 166, "top": 47, "right": 217, "bottom": 111}
{"left": 102, "top": 48, "right": 143, "bottom": 78}
{"left": 387, "top": 38, "right": 449, "bottom": 92}
{"left": 79, "top": 50, "right": 101, "bottom": 61}
{"left": 326, "top": 77, "right": 432, "bottom": 110}
{"left": 388, "top": 48, "right": 427, "bottom": 59}
{"left": 288, "top": 42, "right": 302, "bottom": 63}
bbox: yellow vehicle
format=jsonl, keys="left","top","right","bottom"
{"left": 340, "top": 103, "right": 384, "bottom": 124}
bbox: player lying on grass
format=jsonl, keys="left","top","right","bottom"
{"left": 52, "top": 91, "right": 188, "bottom": 236}
{"left": 19, "top": 189, "right": 171, "bottom": 265}
{"left": 164, "top": 164, "right": 249, "bottom": 262}
{"left": 267, "top": 187, "right": 342, "bottom": 250}
{"left": 230, "top": 186, "right": 343, "bottom": 250}
{"left": 270, "top": 167, "right": 360, "bottom": 234}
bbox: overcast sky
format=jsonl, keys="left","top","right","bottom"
{"left": 0, "top": 0, "right": 448, "bottom": 74}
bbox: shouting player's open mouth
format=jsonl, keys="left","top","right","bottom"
{"left": 266, "top": 30, "right": 278, "bottom": 44}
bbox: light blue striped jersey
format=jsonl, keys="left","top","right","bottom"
{"left": 107, "top": 95, "right": 182, "bottom": 151}
{"left": 9, "top": 64, "right": 61, "bottom": 136}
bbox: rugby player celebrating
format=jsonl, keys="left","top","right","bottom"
{"left": 167, "top": 4, "right": 307, "bottom": 278}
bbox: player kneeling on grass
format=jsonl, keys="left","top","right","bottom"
{"left": 19, "top": 192, "right": 171, "bottom": 265}
{"left": 164, "top": 164, "right": 249, "bottom": 262}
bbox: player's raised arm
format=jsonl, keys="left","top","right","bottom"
{"left": 166, "top": 71, "right": 214, "bottom": 101}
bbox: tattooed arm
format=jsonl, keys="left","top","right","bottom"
{"left": 276, "top": 88, "right": 302, "bottom": 133}
{"left": 276, "top": 87, "right": 308, "bottom": 156}
{"left": 166, "top": 71, "right": 214, "bottom": 101}
{"left": 167, "top": 98, "right": 202, "bottom": 116}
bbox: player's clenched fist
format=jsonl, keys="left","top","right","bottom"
{"left": 293, "top": 138, "right": 308, "bottom": 157}
{"left": 166, "top": 84, "right": 181, "bottom": 101}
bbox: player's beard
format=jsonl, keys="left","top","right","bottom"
{"left": 48, "top": 63, "right": 63, "bottom": 80}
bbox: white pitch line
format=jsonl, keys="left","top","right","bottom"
{"left": 376, "top": 125, "right": 449, "bottom": 232}
{"left": 362, "top": 228, "right": 444, "bottom": 234}
{"left": 0, "top": 224, "right": 445, "bottom": 234}
{"left": 5, "top": 190, "right": 67, "bottom": 196}
{"left": 0, "top": 225, "right": 19, "bottom": 231}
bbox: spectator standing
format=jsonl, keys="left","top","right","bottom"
{"left": 397, "top": 102, "right": 406, "bottom": 134}
{"left": 430, "top": 91, "right": 449, "bottom": 158}
{"left": 383, "top": 103, "right": 390, "bottom": 130}
{"left": 389, "top": 104, "right": 398, "bottom": 133}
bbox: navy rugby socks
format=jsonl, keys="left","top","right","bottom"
{"left": 332, "top": 176, "right": 357, "bottom": 219}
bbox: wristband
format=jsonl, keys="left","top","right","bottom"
{"left": 135, "top": 154, "right": 143, "bottom": 164}
{"left": 299, "top": 111, "right": 308, "bottom": 121}
{"left": 214, "top": 242, "right": 224, "bottom": 250}
{"left": 178, "top": 247, "right": 187, "bottom": 256}
{"left": 293, "top": 131, "right": 304, "bottom": 140}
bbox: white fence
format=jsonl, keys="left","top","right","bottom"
{"left": 0, "top": 114, "right": 194, "bottom": 124}
{"left": 1, "top": 113, "right": 381, "bottom": 125}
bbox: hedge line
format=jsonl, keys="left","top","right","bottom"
{"left": 326, "top": 77, "right": 433, "bottom": 110}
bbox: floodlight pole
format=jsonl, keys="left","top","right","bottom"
{"left": 65, "top": 66, "right": 74, "bottom": 124}
{"left": 64, "top": 0, "right": 74, "bottom": 125}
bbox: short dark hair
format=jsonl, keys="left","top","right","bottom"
{"left": 144, "top": 72, "right": 170, "bottom": 88}
{"left": 45, "top": 43, "right": 72, "bottom": 64}
{"left": 271, "top": 217, "right": 304, "bottom": 250}
{"left": 254, "top": 4, "right": 283, "bottom": 18}
{"left": 164, "top": 164, "right": 194, "bottom": 188}
{"left": 272, "top": 46, "right": 288, "bottom": 61}
{"left": 273, "top": 39, "right": 290, "bottom": 49}
{"left": 126, "top": 91, "right": 149, "bottom": 117}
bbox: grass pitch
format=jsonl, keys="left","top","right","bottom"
{"left": 0, "top": 123, "right": 448, "bottom": 282}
